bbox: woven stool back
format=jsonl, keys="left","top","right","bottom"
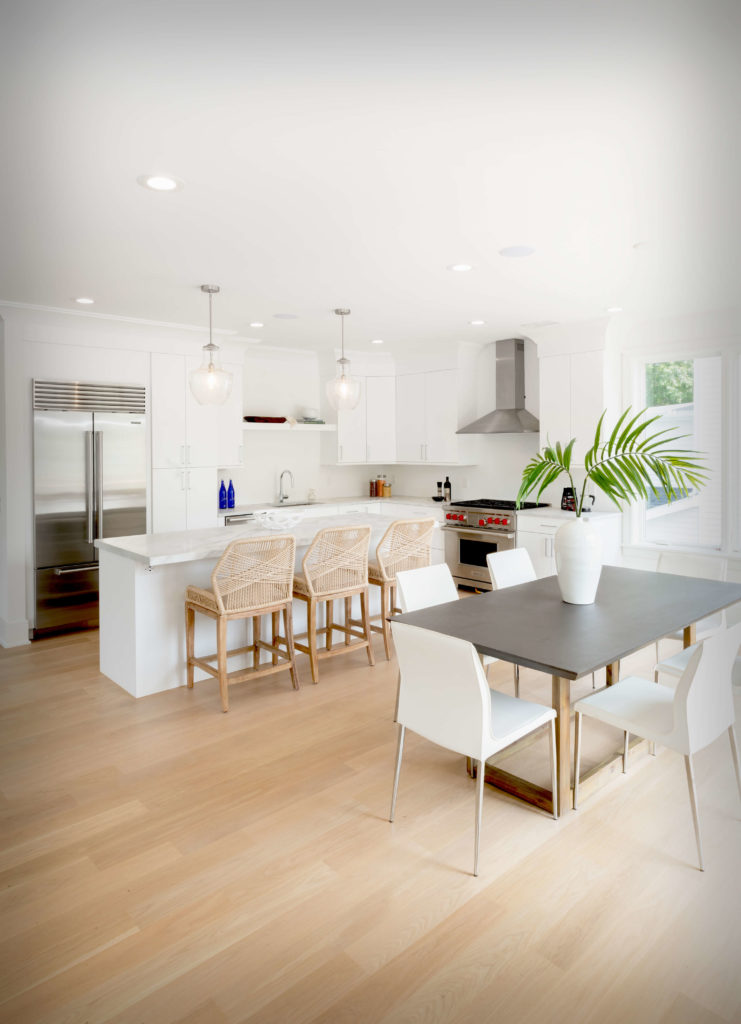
{"left": 376, "top": 518, "right": 435, "bottom": 582}
{"left": 302, "top": 525, "right": 371, "bottom": 598}
{"left": 211, "top": 534, "right": 296, "bottom": 614}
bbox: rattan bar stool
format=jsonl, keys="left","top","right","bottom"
{"left": 367, "top": 517, "right": 436, "bottom": 659}
{"left": 185, "top": 534, "right": 299, "bottom": 712}
{"left": 292, "top": 524, "right": 375, "bottom": 683}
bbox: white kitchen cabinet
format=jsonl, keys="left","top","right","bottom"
{"left": 539, "top": 351, "right": 604, "bottom": 463}
{"left": 152, "top": 468, "right": 218, "bottom": 532}
{"left": 152, "top": 353, "right": 243, "bottom": 470}
{"left": 365, "top": 377, "right": 396, "bottom": 463}
{"left": 516, "top": 510, "right": 621, "bottom": 579}
{"left": 395, "top": 374, "right": 426, "bottom": 462}
{"left": 336, "top": 379, "right": 367, "bottom": 464}
{"left": 395, "top": 370, "right": 458, "bottom": 464}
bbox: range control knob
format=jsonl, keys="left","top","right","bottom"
{"left": 446, "top": 513, "right": 453, "bottom": 519}
{"left": 493, "top": 517, "right": 500, "bottom": 524}
{"left": 479, "top": 519, "right": 485, "bottom": 526}
{"left": 487, "top": 517, "right": 494, "bottom": 524}
{"left": 458, "top": 514, "right": 465, "bottom": 521}
{"left": 501, "top": 517, "right": 509, "bottom": 526}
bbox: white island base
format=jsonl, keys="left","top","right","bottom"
{"left": 97, "top": 514, "right": 399, "bottom": 698}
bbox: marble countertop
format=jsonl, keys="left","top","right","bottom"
{"left": 217, "top": 495, "right": 443, "bottom": 517}
{"left": 96, "top": 511, "right": 419, "bottom": 568}
{"left": 516, "top": 507, "right": 621, "bottom": 521}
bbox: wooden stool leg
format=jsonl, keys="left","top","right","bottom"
{"left": 252, "top": 616, "right": 261, "bottom": 668}
{"left": 326, "top": 599, "right": 334, "bottom": 651}
{"left": 217, "top": 614, "right": 229, "bottom": 712}
{"left": 272, "top": 611, "right": 279, "bottom": 665}
{"left": 344, "top": 596, "right": 352, "bottom": 645}
{"left": 360, "top": 588, "right": 375, "bottom": 667}
{"left": 284, "top": 605, "right": 300, "bottom": 689}
{"left": 308, "top": 599, "right": 320, "bottom": 683}
{"left": 381, "top": 581, "right": 392, "bottom": 661}
{"left": 185, "top": 604, "right": 195, "bottom": 688}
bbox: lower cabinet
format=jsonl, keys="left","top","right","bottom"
{"left": 152, "top": 468, "right": 218, "bottom": 532}
{"left": 517, "top": 512, "right": 621, "bottom": 578}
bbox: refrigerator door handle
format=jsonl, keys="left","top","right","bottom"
{"left": 86, "top": 431, "right": 95, "bottom": 543}
{"left": 95, "top": 431, "right": 104, "bottom": 539}
{"left": 54, "top": 564, "right": 99, "bottom": 575}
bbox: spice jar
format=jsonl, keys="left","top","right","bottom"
{"left": 369, "top": 479, "right": 376, "bottom": 497}
{"left": 382, "top": 481, "right": 391, "bottom": 498}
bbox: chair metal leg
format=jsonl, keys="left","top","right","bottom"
{"left": 513, "top": 663, "right": 519, "bottom": 698}
{"left": 573, "top": 711, "right": 582, "bottom": 810}
{"left": 729, "top": 725, "right": 741, "bottom": 801}
{"left": 684, "top": 754, "right": 704, "bottom": 871}
{"left": 622, "top": 731, "right": 629, "bottom": 773}
{"left": 389, "top": 724, "right": 405, "bottom": 822}
{"left": 474, "top": 758, "right": 485, "bottom": 876}
{"left": 549, "top": 718, "right": 558, "bottom": 819}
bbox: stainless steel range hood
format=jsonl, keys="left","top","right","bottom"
{"left": 457, "top": 338, "right": 539, "bottom": 434}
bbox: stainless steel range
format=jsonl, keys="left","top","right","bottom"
{"left": 443, "top": 498, "right": 550, "bottom": 589}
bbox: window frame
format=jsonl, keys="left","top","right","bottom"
{"left": 623, "top": 344, "right": 739, "bottom": 557}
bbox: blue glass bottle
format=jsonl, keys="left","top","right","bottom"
{"left": 219, "top": 480, "right": 227, "bottom": 510}
{"left": 227, "top": 479, "right": 235, "bottom": 509}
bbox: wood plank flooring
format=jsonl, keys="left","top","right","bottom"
{"left": 1, "top": 629, "right": 740, "bottom": 1023}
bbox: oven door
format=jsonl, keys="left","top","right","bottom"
{"left": 444, "top": 527, "right": 516, "bottom": 589}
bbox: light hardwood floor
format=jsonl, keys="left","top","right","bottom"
{"left": 1, "top": 628, "right": 740, "bottom": 1023}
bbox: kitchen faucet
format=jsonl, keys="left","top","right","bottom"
{"left": 278, "top": 469, "right": 294, "bottom": 504}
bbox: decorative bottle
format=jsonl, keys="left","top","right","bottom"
{"left": 443, "top": 476, "right": 452, "bottom": 502}
{"left": 227, "top": 479, "right": 235, "bottom": 509}
{"left": 219, "top": 480, "right": 227, "bottom": 510}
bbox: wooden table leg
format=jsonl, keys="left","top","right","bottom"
{"left": 684, "top": 623, "right": 696, "bottom": 648}
{"left": 552, "top": 675, "right": 571, "bottom": 816}
{"left": 605, "top": 661, "right": 620, "bottom": 686}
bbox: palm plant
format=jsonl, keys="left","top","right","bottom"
{"left": 517, "top": 407, "right": 708, "bottom": 516}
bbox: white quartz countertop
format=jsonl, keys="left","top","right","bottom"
{"left": 96, "top": 512, "right": 422, "bottom": 568}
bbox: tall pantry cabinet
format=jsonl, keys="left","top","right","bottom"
{"left": 150, "top": 353, "right": 243, "bottom": 531}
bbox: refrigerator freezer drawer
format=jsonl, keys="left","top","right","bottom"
{"left": 34, "top": 565, "right": 99, "bottom": 636}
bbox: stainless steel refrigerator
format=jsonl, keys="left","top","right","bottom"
{"left": 33, "top": 380, "right": 147, "bottom": 636}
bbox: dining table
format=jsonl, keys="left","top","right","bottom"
{"left": 394, "top": 565, "right": 741, "bottom": 816}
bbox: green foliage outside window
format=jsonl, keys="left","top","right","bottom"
{"left": 645, "top": 360, "right": 693, "bottom": 406}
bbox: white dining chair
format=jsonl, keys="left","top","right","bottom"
{"left": 395, "top": 563, "right": 497, "bottom": 676}
{"left": 389, "top": 620, "right": 558, "bottom": 876}
{"left": 486, "top": 547, "right": 596, "bottom": 692}
{"left": 573, "top": 622, "right": 741, "bottom": 870}
{"left": 654, "top": 552, "right": 727, "bottom": 664}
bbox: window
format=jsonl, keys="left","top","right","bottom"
{"left": 638, "top": 355, "right": 722, "bottom": 550}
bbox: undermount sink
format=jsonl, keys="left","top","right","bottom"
{"left": 270, "top": 501, "right": 323, "bottom": 508}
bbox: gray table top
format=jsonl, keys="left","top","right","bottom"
{"left": 394, "top": 565, "right": 741, "bottom": 680}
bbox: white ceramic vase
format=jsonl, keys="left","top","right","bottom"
{"left": 554, "top": 515, "right": 603, "bottom": 604}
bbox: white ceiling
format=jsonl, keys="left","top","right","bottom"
{"left": 1, "top": 0, "right": 739, "bottom": 353}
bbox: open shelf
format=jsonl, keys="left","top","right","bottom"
{"left": 242, "top": 422, "right": 336, "bottom": 432}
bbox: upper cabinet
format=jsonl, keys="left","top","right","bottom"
{"left": 322, "top": 375, "right": 397, "bottom": 464}
{"left": 151, "top": 353, "right": 243, "bottom": 470}
{"left": 395, "top": 369, "right": 458, "bottom": 464}
{"left": 539, "top": 350, "right": 604, "bottom": 464}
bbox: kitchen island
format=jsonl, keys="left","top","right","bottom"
{"left": 96, "top": 512, "right": 409, "bottom": 698}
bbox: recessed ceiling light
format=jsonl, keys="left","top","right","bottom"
{"left": 520, "top": 320, "right": 559, "bottom": 328}
{"left": 498, "top": 246, "right": 535, "bottom": 258}
{"left": 137, "top": 174, "right": 184, "bottom": 192}
{"left": 469, "top": 320, "right": 486, "bottom": 326}
{"left": 75, "top": 297, "right": 94, "bottom": 305}
{"left": 371, "top": 339, "right": 384, "bottom": 345}
{"left": 273, "top": 313, "right": 298, "bottom": 320}
{"left": 447, "top": 264, "right": 473, "bottom": 272}
{"left": 632, "top": 241, "right": 649, "bottom": 250}
{"left": 606, "top": 306, "right": 624, "bottom": 313}
{"left": 249, "top": 322, "right": 264, "bottom": 328}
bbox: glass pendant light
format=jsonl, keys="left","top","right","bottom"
{"left": 189, "top": 284, "right": 233, "bottom": 405}
{"left": 326, "top": 308, "right": 360, "bottom": 411}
